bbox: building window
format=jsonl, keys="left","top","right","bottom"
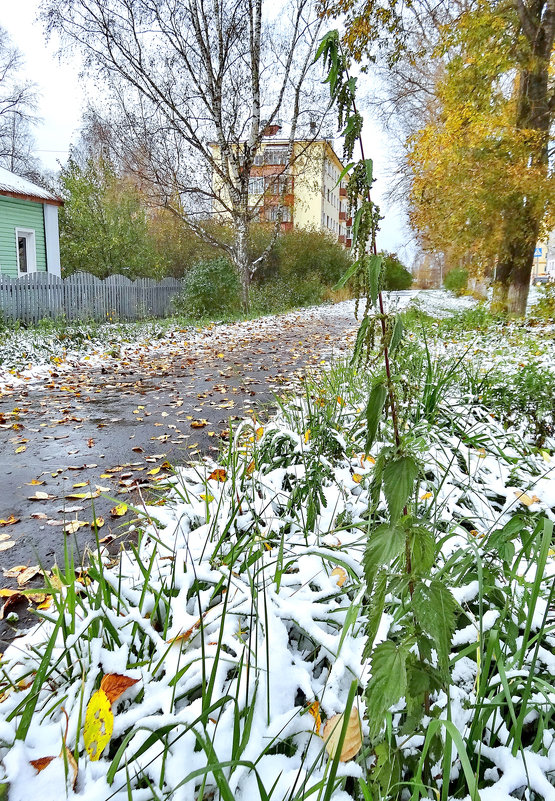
{"left": 248, "top": 176, "right": 265, "bottom": 195}
{"left": 266, "top": 205, "right": 291, "bottom": 222}
{"left": 15, "top": 229, "right": 37, "bottom": 275}
{"left": 265, "top": 148, "right": 288, "bottom": 165}
{"left": 265, "top": 175, "right": 290, "bottom": 194}
{"left": 254, "top": 152, "right": 264, "bottom": 166}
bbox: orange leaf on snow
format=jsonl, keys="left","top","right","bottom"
{"left": 30, "top": 756, "right": 56, "bottom": 773}
{"left": 307, "top": 701, "right": 321, "bottom": 734}
{"left": 208, "top": 469, "right": 227, "bottom": 482}
{"left": 100, "top": 673, "right": 140, "bottom": 704}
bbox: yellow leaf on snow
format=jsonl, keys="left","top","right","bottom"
{"left": 307, "top": 701, "right": 321, "bottom": 734}
{"left": 352, "top": 474, "right": 363, "bottom": 484}
{"left": 110, "top": 503, "right": 128, "bottom": 517}
{"left": 330, "top": 567, "right": 347, "bottom": 587}
{"left": 420, "top": 491, "right": 433, "bottom": 500}
{"left": 84, "top": 688, "right": 113, "bottom": 761}
{"left": 323, "top": 706, "right": 362, "bottom": 762}
{"left": 514, "top": 490, "right": 541, "bottom": 507}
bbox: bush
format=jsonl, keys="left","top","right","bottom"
{"left": 267, "top": 228, "right": 352, "bottom": 286}
{"left": 443, "top": 267, "right": 469, "bottom": 295}
{"left": 380, "top": 252, "right": 413, "bottom": 290}
{"left": 173, "top": 258, "right": 241, "bottom": 318}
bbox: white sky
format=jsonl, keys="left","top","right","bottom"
{"left": 1, "top": 0, "right": 412, "bottom": 259}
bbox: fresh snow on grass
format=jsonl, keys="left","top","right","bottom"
{"left": 0, "top": 292, "right": 554, "bottom": 800}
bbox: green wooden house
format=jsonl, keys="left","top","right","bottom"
{"left": 0, "top": 166, "right": 63, "bottom": 278}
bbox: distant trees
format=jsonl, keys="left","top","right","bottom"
{"left": 0, "top": 26, "right": 40, "bottom": 178}
{"left": 43, "top": 0, "right": 331, "bottom": 309}
{"left": 325, "top": 0, "right": 555, "bottom": 316}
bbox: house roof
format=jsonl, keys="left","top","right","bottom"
{"left": 0, "top": 166, "right": 63, "bottom": 205}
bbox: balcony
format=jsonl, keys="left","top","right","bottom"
{"left": 338, "top": 235, "right": 346, "bottom": 244}
{"left": 339, "top": 186, "right": 347, "bottom": 198}
{"left": 345, "top": 238, "right": 352, "bottom": 248}
{"left": 339, "top": 210, "right": 346, "bottom": 221}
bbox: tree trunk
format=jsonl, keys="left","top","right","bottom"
{"left": 492, "top": 3, "right": 555, "bottom": 316}
{"left": 235, "top": 215, "right": 251, "bottom": 313}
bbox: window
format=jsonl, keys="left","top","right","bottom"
{"left": 265, "top": 175, "right": 290, "bottom": 194}
{"left": 264, "top": 148, "right": 288, "bottom": 165}
{"left": 254, "top": 152, "right": 264, "bottom": 166}
{"left": 248, "top": 176, "right": 265, "bottom": 195}
{"left": 15, "top": 229, "right": 37, "bottom": 275}
{"left": 265, "top": 206, "right": 291, "bottom": 222}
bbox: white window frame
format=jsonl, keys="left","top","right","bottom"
{"left": 15, "top": 228, "right": 37, "bottom": 276}
{"left": 248, "top": 176, "right": 265, "bottom": 195}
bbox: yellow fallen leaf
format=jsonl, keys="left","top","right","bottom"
{"left": 304, "top": 429, "right": 311, "bottom": 444}
{"left": 25, "top": 480, "right": 44, "bottom": 486}
{"left": 16, "top": 566, "right": 41, "bottom": 586}
{"left": 147, "top": 467, "right": 160, "bottom": 476}
{"left": 200, "top": 493, "right": 214, "bottom": 502}
{"left": 110, "top": 503, "right": 128, "bottom": 517}
{"left": 191, "top": 419, "right": 209, "bottom": 428}
{"left": 91, "top": 517, "right": 105, "bottom": 529}
{"left": 307, "top": 701, "right": 321, "bottom": 734}
{"left": 420, "top": 491, "right": 433, "bottom": 500}
{"left": 514, "top": 490, "right": 541, "bottom": 507}
{"left": 352, "top": 474, "right": 363, "bottom": 484}
{"left": 15, "top": 445, "right": 26, "bottom": 454}
{"left": 330, "top": 567, "right": 347, "bottom": 587}
{"left": 72, "top": 482, "right": 89, "bottom": 489}
{"left": 66, "top": 490, "right": 101, "bottom": 500}
{"left": 64, "top": 520, "right": 88, "bottom": 535}
{"left": 84, "top": 688, "right": 113, "bottom": 761}
{"left": 323, "top": 707, "right": 362, "bottom": 762}
{"left": 0, "top": 515, "right": 19, "bottom": 527}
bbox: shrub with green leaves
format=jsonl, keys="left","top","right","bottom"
{"left": 444, "top": 266, "right": 469, "bottom": 295}
{"left": 530, "top": 280, "right": 555, "bottom": 320}
{"left": 173, "top": 257, "right": 242, "bottom": 318}
{"left": 380, "top": 251, "right": 413, "bottom": 290}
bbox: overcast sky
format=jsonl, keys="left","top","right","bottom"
{"left": 2, "top": 0, "right": 413, "bottom": 259}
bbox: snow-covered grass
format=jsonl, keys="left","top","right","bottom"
{"left": 0, "top": 299, "right": 554, "bottom": 800}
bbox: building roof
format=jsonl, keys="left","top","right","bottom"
{"left": 0, "top": 166, "right": 62, "bottom": 205}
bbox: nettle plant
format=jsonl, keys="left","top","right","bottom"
{"left": 316, "top": 31, "right": 457, "bottom": 752}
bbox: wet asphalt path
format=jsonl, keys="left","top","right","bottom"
{"left": 0, "top": 308, "right": 358, "bottom": 649}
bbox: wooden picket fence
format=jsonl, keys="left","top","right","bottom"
{"left": 0, "top": 272, "right": 184, "bottom": 324}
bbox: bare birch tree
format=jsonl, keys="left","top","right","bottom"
{"left": 43, "top": 0, "right": 331, "bottom": 309}
{"left": 0, "top": 27, "right": 40, "bottom": 178}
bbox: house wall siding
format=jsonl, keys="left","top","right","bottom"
{"left": 0, "top": 196, "right": 47, "bottom": 277}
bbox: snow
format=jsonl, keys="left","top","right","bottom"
{"left": 0, "top": 292, "right": 554, "bottom": 799}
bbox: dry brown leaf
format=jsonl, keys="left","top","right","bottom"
{"left": 0, "top": 592, "right": 27, "bottom": 619}
{"left": 30, "top": 756, "right": 56, "bottom": 773}
{"left": 100, "top": 673, "right": 140, "bottom": 704}
{"left": 322, "top": 707, "right": 362, "bottom": 762}
{"left": 0, "top": 541, "right": 15, "bottom": 552}
{"left": 514, "top": 490, "right": 541, "bottom": 507}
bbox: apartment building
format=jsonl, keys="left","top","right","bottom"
{"left": 212, "top": 125, "right": 353, "bottom": 247}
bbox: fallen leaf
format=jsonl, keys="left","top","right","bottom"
{"left": 307, "top": 701, "right": 321, "bottom": 734}
{"left": 29, "top": 491, "right": 54, "bottom": 501}
{"left": 190, "top": 419, "right": 209, "bottom": 428}
{"left": 0, "top": 592, "right": 26, "bottom": 619}
{"left": 83, "top": 689, "right": 113, "bottom": 761}
{"left": 208, "top": 469, "right": 227, "bottom": 482}
{"left": 323, "top": 707, "right": 362, "bottom": 762}
{"left": 100, "top": 673, "right": 139, "bottom": 704}
{"left": 72, "top": 482, "right": 89, "bottom": 489}
{"left": 514, "top": 490, "right": 541, "bottom": 507}
{"left": 110, "top": 503, "right": 128, "bottom": 517}
{"left": 420, "top": 491, "right": 433, "bottom": 500}
{"left": 64, "top": 520, "right": 88, "bottom": 535}
{"left": 15, "top": 445, "right": 26, "bottom": 453}
{"left": 0, "top": 541, "right": 15, "bottom": 552}
{"left": 352, "top": 474, "right": 363, "bottom": 484}
{"left": 330, "top": 567, "right": 347, "bottom": 587}
{"left": 66, "top": 490, "right": 101, "bottom": 500}
{"left": 16, "top": 566, "right": 41, "bottom": 586}
{"left": 91, "top": 517, "right": 105, "bottom": 529}
{"left": 0, "top": 515, "right": 19, "bottom": 527}
{"left": 25, "top": 480, "right": 44, "bottom": 486}
{"left": 199, "top": 493, "right": 214, "bottom": 502}
{"left": 30, "top": 756, "right": 56, "bottom": 773}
